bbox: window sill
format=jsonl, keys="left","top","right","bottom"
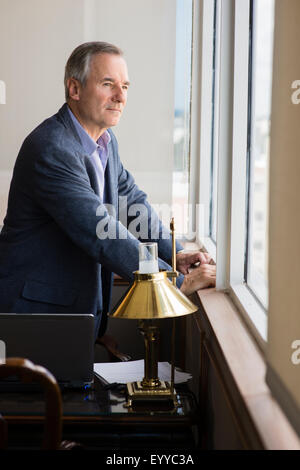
{"left": 189, "top": 240, "right": 268, "bottom": 356}
{"left": 229, "top": 284, "right": 267, "bottom": 351}
{"left": 195, "top": 287, "right": 300, "bottom": 450}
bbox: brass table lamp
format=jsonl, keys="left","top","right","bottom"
{"left": 109, "top": 219, "right": 198, "bottom": 408}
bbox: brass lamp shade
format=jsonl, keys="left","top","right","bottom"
{"left": 109, "top": 271, "right": 198, "bottom": 320}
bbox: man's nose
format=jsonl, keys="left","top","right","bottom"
{"left": 112, "top": 86, "right": 126, "bottom": 103}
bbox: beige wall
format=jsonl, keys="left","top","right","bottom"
{"left": 267, "top": 0, "right": 300, "bottom": 431}
{"left": 0, "top": 0, "right": 176, "bottom": 223}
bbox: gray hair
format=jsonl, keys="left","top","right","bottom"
{"left": 64, "top": 41, "right": 123, "bottom": 101}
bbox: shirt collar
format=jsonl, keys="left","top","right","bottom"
{"left": 97, "top": 130, "right": 111, "bottom": 149}
{"left": 67, "top": 105, "right": 110, "bottom": 155}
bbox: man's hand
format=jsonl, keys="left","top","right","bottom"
{"left": 180, "top": 264, "right": 216, "bottom": 296}
{"left": 176, "top": 251, "right": 212, "bottom": 275}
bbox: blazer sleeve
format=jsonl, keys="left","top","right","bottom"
{"left": 31, "top": 135, "right": 182, "bottom": 284}
{"left": 113, "top": 135, "right": 184, "bottom": 267}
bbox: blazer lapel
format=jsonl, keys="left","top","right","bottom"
{"left": 83, "top": 156, "right": 101, "bottom": 197}
{"left": 57, "top": 103, "right": 101, "bottom": 197}
{"left": 57, "top": 103, "right": 82, "bottom": 146}
{"left": 103, "top": 143, "right": 116, "bottom": 208}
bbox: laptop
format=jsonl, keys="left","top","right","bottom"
{"left": 0, "top": 313, "right": 95, "bottom": 390}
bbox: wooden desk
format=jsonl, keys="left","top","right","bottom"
{"left": 1, "top": 376, "right": 199, "bottom": 451}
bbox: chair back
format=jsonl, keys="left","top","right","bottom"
{"left": 0, "top": 357, "right": 62, "bottom": 449}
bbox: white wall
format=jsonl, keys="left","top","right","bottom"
{"left": 0, "top": 0, "right": 176, "bottom": 222}
{"left": 0, "top": 0, "right": 85, "bottom": 221}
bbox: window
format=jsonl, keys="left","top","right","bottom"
{"left": 209, "top": 0, "right": 220, "bottom": 244}
{"left": 246, "top": 0, "right": 275, "bottom": 309}
{"left": 172, "top": 0, "right": 193, "bottom": 237}
{"left": 195, "top": 0, "right": 219, "bottom": 258}
{"left": 193, "top": 0, "right": 299, "bottom": 437}
{"left": 196, "top": 0, "right": 272, "bottom": 342}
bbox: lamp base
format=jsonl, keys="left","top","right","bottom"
{"left": 125, "top": 381, "right": 178, "bottom": 409}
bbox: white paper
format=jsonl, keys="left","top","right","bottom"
{"left": 94, "top": 359, "right": 192, "bottom": 384}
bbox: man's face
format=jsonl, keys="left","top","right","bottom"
{"left": 68, "top": 53, "right": 129, "bottom": 138}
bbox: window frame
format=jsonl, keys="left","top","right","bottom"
{"left": 244, "top": 0, "right": 274, "bottom": 311}
{"left": 209, "top": 0, "right": 220, "bottom": 244}
{"left": 193, "top": 0, "right": 217, "bottom": 260}
{"left": 172, "top": 0, "right": 194, "bottom": 240}
{"left": 229, "top": 0, "right": 268, "bottom": 345}
{"left": 194, "top": 0, "right": 268, "bottom": 348}
{"left": 188, "top": 0, "right": 300, "bottom": 439}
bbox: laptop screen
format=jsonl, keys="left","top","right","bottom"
{"left": 0, "top": 314, "right": 95, "bottom": 388}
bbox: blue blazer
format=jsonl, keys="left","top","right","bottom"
{"left": 0, "top": 104, "right": 182, "bottom": 337}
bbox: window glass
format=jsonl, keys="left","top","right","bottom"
{"left": 246, "top": 0, "right": 275, "bottom": 307}
{"left": 172, "top": 0, "right": 193, "bottom": 236}
{"left": 209, "top": 0, "right": 219, "bottom": 243}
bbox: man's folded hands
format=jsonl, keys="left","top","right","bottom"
{"left": 177, "top": 251, "right": 216, "bottom": 295}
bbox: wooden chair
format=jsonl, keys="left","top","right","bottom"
{"left": 0, "top": 357, "right": 79, "bottom": 450}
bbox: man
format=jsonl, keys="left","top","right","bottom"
{"left": 0, "top": 42, "right": 215, "bottom": 338}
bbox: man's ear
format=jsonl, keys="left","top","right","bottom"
{"left": 67, "top": 78, "right": 81, "bottom": 101}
